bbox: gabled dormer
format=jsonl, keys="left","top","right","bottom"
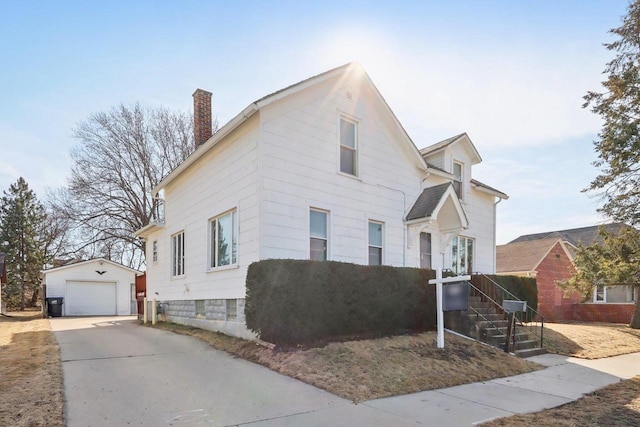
{"left": 420, "top": 133, "right": 483, "bottom": 201}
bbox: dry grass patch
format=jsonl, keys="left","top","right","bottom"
{"left": 148, "top": 322, "right": 542, "bottom": 402}
{"left": 483, "top": 376, "right": 640, "bottom": 426}
{"left": 544, "top": 322, "right": 640, "bottom": 359}
{"left": 0, "top": 312, "right": 63, "bottom": 427}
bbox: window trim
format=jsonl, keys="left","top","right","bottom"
{"left": 368, "top": 220, "right": 384, "bottom": 266}
{"left": 453, "top": 161, "right": 463, "bottom": 200}
{"left": 310, "top": 208, "right": 329, "bottom": 261}
{"left": 152, "top": 240, "right": 158, "bottom": 263}
{"left": 171, "top": 231, "right": 185, "bottom": 278}
{"left": 593, "top": 284, "right": 636, "bottom": 303}
{"left": 208, "top": 208, "right": 238, "bottom": 271}
{"left": 451, "top": 235, "right": 474, "bottom": 275}
{"left": 338, "top": 117, "right": 358, "bottom": 177}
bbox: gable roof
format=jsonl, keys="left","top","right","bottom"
{"left": 496, "top": 238, "right": 569, "bottom": 273}
{"left": 419, "top": 132, "right": 482, "bottom": 165}
{"left": 509, "top": 223, "right": 630, "bottom": 247}
{"left": 41, "top": 257, "right": 141, "bottom": 275}
{"left": 405, "top": 183, "right": 469, "bottom": 229}
{"left": 406, "top": 183, "right": 451, "bottom": 221}
{"left": 152, "top": 62, "right": 428, "bottom": 195}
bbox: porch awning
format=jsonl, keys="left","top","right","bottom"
{"left": 405, "top": 183, "right": 468, "bottom": 231}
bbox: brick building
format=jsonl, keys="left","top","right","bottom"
{"left": 497, "top": 224, "right": 635, "bottom": 323}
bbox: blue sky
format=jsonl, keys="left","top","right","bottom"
{"left": 0, "top": 0, "right": 630, "bottom": 243}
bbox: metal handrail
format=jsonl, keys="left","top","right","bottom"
{"left": 475, "top": 273, "right": 544, "bottom": 348}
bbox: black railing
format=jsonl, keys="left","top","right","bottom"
{"left": 473, "top": 273, "right": 544, "bottom": 348}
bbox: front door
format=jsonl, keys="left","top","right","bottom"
{"left": 420, "top": 232, "right": 432, "bottom": 269}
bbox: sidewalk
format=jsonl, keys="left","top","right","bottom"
{"left": 247, "top": 352, "right": 640, "bottom": 426}
{"left": 359, "top": 352, "right": 640, "bottom": 427}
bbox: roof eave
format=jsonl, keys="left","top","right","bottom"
{"left": 471, "top": 182, "right": 509, "bottom": 199}
{"left": 134, "top": 222, "right": 164, "bottom": 239}
{"left": 152, "top": 104, "right": 259, "bottom": 194}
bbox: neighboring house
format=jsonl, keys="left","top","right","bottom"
{"left": 135, "top": 62, "right": 508, "bottom": 338}
{"left": 497, "top": 224, "right": 636, "bottom": 323}
{"left": 42, "top": 258, "right": 140, "bottom": 316}
{"left": 0, "top": 252, "right": 6, "bottom": 314}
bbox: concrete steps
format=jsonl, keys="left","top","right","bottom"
{"left": 455, "top": 296, "right": 546, "bottom": 358}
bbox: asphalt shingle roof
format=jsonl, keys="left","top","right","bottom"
{"left": 509, "top": 223, "right": 629, "bottom": 247}
{"left": 496, "top": 238, "right": 562, "bottom": 273}
{"left": 406, "top": 183, "right": 452, "bottom": 221}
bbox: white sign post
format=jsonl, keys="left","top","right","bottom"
{"left": 429, "top": 268, "right": 471, "bottom": 348}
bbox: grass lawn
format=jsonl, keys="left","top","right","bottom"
{"left": 482, "top": 376, "right": 640, "bottom": 426}
{"left": 0, "top": 311, "right": 63, "bottom": 427}
{"left": 148, "top": 322, "right": 542, "bottom": 402}
{"left": 544, "top": 322, "right": 640, "bottom": 359}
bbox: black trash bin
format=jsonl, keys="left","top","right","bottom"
{"left": 46, "top": 297, "right": 64, "bottom": 317}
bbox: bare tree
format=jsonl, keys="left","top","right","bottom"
{"left": 51, "top": 103, "right": 213, "bottom": 268}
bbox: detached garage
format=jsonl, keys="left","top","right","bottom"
{"left": 42, "top": 258, "right": 141, "bottom": 316}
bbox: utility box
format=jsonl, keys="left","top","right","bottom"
{"left": 502, "top": 300, "right": 527, "bottom": 313}
{"left": 443, "top": 282, "right": 469, "bottom": 311}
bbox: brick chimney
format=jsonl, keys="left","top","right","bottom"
{"left": 193, "top": 88, "right": 213, "bottom": 149}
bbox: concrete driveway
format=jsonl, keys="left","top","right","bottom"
{"left": 51, "top": 317, "right": 639, "bottom": 426}
{"left": 50, "top": 317, "right": 415, "bottom": 426}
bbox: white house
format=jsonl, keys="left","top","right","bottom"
{"left": 135, "top": 62, "right": 508, "bottom": 337}
{"left": 43, "top": 258, "right": 140, "bottom": 316}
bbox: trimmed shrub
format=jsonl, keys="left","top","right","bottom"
{"left": 470, "top": 274, "right": 538, "bottom": 312}
{"left": 245, "top": 259, "right": 437, "bottom": 345}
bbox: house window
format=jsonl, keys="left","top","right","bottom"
{"left": 339, "top": 118, "right": 357, "bottom": 175}
{"left": 152, "top": 240, "right": 158, "bottom": 263}
{"left": 368, "top": 221, "right": 383, "bottom": 265}
{"left": 594, "top": 284, "right": 635, "bottom": 303}
{"left": 451, "top": 236, "right": 474, "bottom": 274}
{"left": 420, "top": 232, "right": 432, "bottom": 269}
{"left": 195, "top": 300, "right": 205, "bottom": 318}
{"left": 226, "top": 299, "right": 237, "bottom": 321}
{"left": 310, "top": 209, "right": 328, "bottom": 261}
{"left": 171, "top": 231, "right": 185, "bottom": 277}
{"left": 209, "top": 209, "right": 238, "bottom": 269}
{"left": 594, "top": 283, "right": 605, "bottom": 302}
{"left": 453, "top": 161, "right": 463, "bottom": 199}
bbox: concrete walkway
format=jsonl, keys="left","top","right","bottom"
{"left": 51, "top": 317, "right": 640, "bottom": 426}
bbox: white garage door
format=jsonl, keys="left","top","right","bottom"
{"left": 66, "top": 281, "right": 117, "bottom": 316}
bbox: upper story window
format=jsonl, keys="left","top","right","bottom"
{"left": 453, "top": 161, "right": 463, "bottom": 199}
{"left": 171, "top": 231, "right": 185, "bottom": 277}
{"left": 368, "top": 221, "right": 383, "bottom": 265}
{"left": 310, "top": 209, "right": 328, "bottom": 261}
{"left": 339, "top": 118, "right": 357, "bottom": 176}
{"left": 209, "top": 209, "right": 238, "bottom": 269}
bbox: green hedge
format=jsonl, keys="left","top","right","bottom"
{"left": 245, "top": 259, "right": 437, "bottom": 345}
{"left": 470, "top": 274, "right": 538, "bottom": 312}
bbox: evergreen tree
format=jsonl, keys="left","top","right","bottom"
{"left": 0, "top": 177, "right": 46, "bottom": 310}
{"left": 584, "top": 0, "right": 640, "bottom": 225}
